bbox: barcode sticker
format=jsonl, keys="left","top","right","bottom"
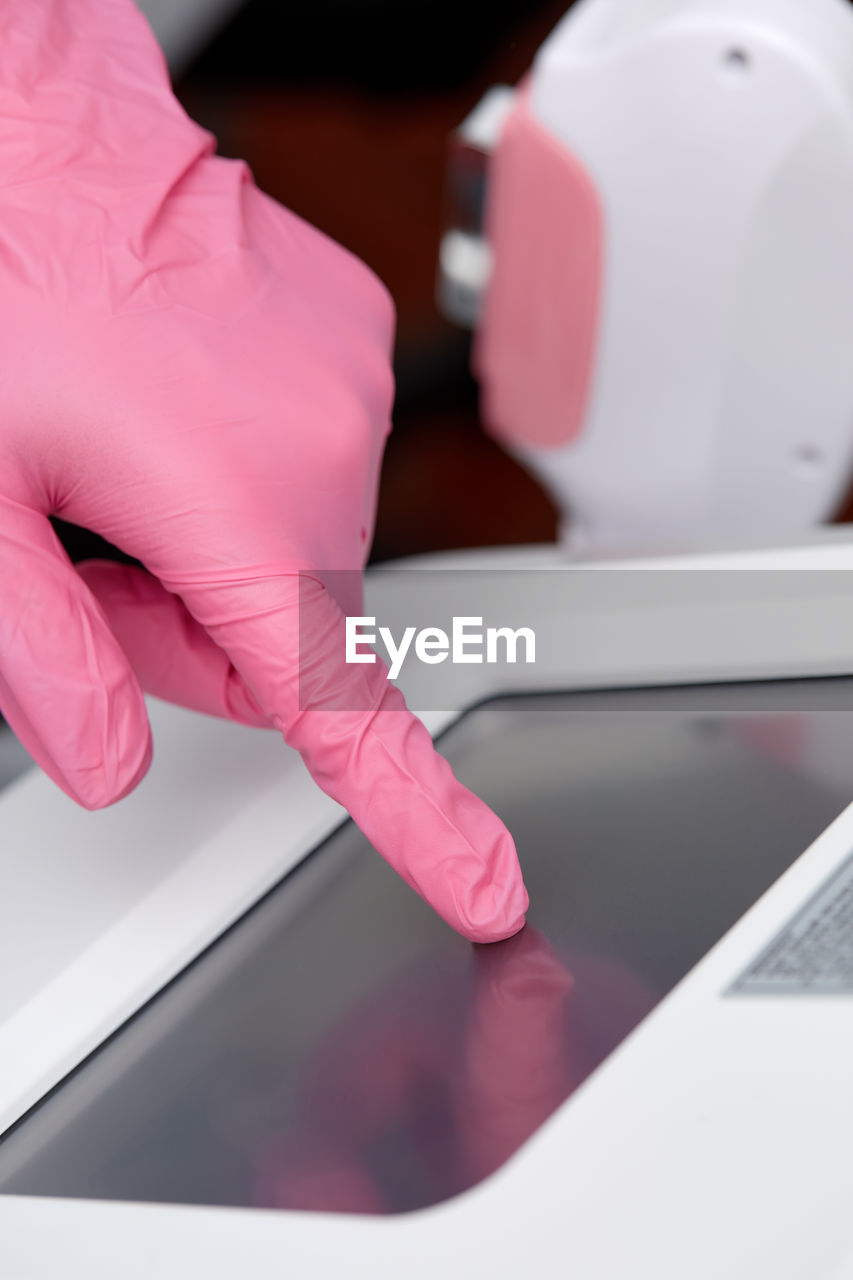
{"left": 729, "top": 851, "right": 853, "bottom": 995}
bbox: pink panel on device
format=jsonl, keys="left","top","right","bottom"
{"left": 475, "top": 88, "right": 603, "bottom": 450}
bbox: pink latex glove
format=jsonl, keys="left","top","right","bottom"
{"left": 0, "top": 0, "right": 528, "bottom": 943}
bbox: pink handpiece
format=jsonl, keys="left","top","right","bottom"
{"left": 0, "top": 0, "right": 528, "bottom": 943}
{"left": 475, "top": 85, "right": 603, "bottom": 451}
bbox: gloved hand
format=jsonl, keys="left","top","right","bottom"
{"left": 0, "top": 0, "right": 528, "bottom": 943}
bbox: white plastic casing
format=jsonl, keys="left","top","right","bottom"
{"left": 5, "top": 535, "right": 853, "bottom": 1278}
{"left": 508, "top": 0, "right": 853, "bottom": 552}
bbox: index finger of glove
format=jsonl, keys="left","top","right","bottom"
{"left": 173, "top": 569, "right": 529, "bottom": 944}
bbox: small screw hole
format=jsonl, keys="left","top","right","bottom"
{"left": 723, "top": 47, "right": 751, "bottom": 73}
{"left": 793, "top": 445, "right": 825, "bottom": 479}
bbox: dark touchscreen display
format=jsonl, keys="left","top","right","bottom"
{"left": 2, "top": 680, "right": 853, "bottom": 1214}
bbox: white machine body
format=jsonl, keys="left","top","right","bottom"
{"left": 4, "top": 536, "right": 853, "bottom": 1277}
{"left": 461, "top": 0, "right": 853, "bottom": 551}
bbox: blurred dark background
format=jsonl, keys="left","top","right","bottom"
{"left": 174, "top": 0, "right": 568, "bottom": 563}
